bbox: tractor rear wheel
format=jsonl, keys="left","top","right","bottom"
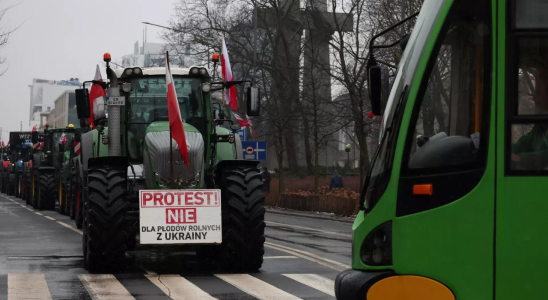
{"left": 59, "top": 179, "right": 67, "bottom": 215}
{"left": 38, "top": 173, "right": 55, "bottom": 210}
{"left": 7, "top": 176, "right": 14, "bottom": 196}
{"left": 69, "top": 169, "right": 76, "bottom": 220}
{"left": 198, "top": 166, "right": 265, "bottom": 271}
{"left": 31, "top": 174, "right": 38, "bottom": 209}
{"left": 84, "top": 166, "right": 130, "bottom": 273}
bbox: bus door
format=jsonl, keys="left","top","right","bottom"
{"left": 497, "top": 1, "right": 548, "bottom": 299}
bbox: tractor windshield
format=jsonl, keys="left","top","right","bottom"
{"left": 52, "top": 132, "right": 73, "bottom": 168}
{"left": 126, "top": 75, "right": 206, "bottom": 161}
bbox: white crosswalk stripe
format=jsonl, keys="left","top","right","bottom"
{"left": 146, "top": 274, "right": 216, "bottom": 300}
{"left": 216, "top": 274, "right": 302, "bottom": 300}
{"left": 284, "top": 274, "right": 335, "bottom": 297}
{"left": 8, "top": 273, "right": 52, "bottom": 300}
{"left": 2, "top": 272, "right": 334, "bottom": 299}
{"left": 79, "top": 274, "right": 135, "bottom": 300}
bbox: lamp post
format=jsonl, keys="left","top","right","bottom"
{"left": 345, "top": 144, "right": 351, "bottom": 168}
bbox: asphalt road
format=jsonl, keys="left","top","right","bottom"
{"left": 0, "top": 193, "right": 352, "bottom": 299}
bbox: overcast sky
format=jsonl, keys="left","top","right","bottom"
{"left": 0, "top": 0, "right": 178, "bottom": 141}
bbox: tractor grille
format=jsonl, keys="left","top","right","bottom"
{"left": 144, "top": 131, "right": 204, "bottom": 187}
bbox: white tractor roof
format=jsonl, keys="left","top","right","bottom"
{"left": 114, "top": 66, "right": 210, "bottom": 78}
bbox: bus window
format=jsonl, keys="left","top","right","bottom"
{"left": 406, "top": 2, "right": 490, "bottom": 171}
{"left": 509, "top": 37, "right": 548, "bottom": 171}
{"left": 515, "top": 0, "right": 548, "bottom": 29}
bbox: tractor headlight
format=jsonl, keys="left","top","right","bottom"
{"left": 202, "top": 83, "right": 211, "bottom": 93}
{"left": 133, "top": 67, "right": 142, "bottom": 75}
{"left": 124, "top": 68, "right": 133, "bottom": 76}
{"left": 228, "top": 132, "right": 235, "bottom": 144}
{"left": 190, "top": 67, "right": 199, "bottom": 75}
{"left": 102, "top": 135, "right": 109, "bottom": 145}
{"left": 360, "top": 222, "right": 392, "bottom": 266}
{"left": 199, "top": 68, "right": 208, "bottom": 76}
{"left": 122, "top": 82, "right": 132, "bottom": 93}
{"left": 155, "top": 172, "right": 170, "bottom": 188}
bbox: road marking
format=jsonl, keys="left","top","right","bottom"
{"left": 265, "top": 221, "right": 351, "bottom": 238}
{"left": 34, "top": 212, "right": 43, "bottom": 216}
{"left": 57, "top": 221, "right": 83, "bottom": 235}
{"left": 146, "top": 274, "right": 215, "bottom": 300}
{"left": 265, "top": 242, "right": 350, "bottom": 271}
{"left": 263, "top": 256, "right": 298, "bottom": 259}
{"left": 8, "top": 273, "right": 52, "bottom": 300}
{"left": 44, "top": 216, "right": 55, "bottom": 221}
{"left": 79, "top": 274, "right": 135, "bottom": 300}
{"left": 216, "top": 274, "right": 301, "bottom": 300}
{"left": 284, "top": 274, "right": 335, "bottom": 297}
{"left": 20, "top": 205, "right": 25, "bottom": 208}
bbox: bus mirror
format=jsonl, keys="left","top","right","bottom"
{"left": 75, "top": 88, "right": 91, "bottom": 120}
{"left": 247, "top": 86, "right": 260, "bottom": 117}
{"left": 31, "top": 132, "right": 38, "bottom": 144}
{"left": 368, "top": 65, "right": 382, "bottom": 115}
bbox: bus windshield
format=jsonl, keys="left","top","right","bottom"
{"left": 126, "top": 76, "right": 205, "bottom": 161}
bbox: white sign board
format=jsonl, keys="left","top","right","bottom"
{"left": 107, "top": 96, "right": 125, "bottom": 106}
{"left": 139, "top": 189, "right": 222, "bottom": 245}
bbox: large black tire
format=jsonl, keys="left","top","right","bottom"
{"left": 24, "top": 171, "right": 31, "bottom": 205}
{"left": 60, "top": 178, "right": 67, "bottom": 215}
{"left": 31, "top": 174, "right": 38, "bottom": 209}
{"left": 75, "top": 182, "right": 83, "bottom": 228}
{"left": 69, "top": 171, "right": 75, "bottom": 220}
{"left": 7, "top": 176, "right": 14, "bottom": 196}
{"left": 1, "top": 173, "right": 6, "bottom": 194}
{"left": 198, "top": 166, "right": 265, "bottom": 271}
{"left": 16, "top": 174, "right": 22, "bottom": 199}
{"left": 84, "top": 166, "right": 130, "bottom": 273}
{"left": 38, "top": 173, "right": 56, "bottom": 211}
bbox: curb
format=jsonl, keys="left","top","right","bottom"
{"left": 265, "top": 207, "right": 355, "bottom": 223}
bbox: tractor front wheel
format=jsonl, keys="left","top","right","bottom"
{"left": 198, "top": 166, "right": 265, "bottom": 271}
{"left": 38, "top": 173, "right": 55, "bottom": 211}
{"left": 84, "top": 166, "right": 130, "bottom": 273}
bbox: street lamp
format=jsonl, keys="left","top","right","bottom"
{"left": 345, "top": 144, "right": 351, "bottom": 168}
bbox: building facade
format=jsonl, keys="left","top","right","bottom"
{"left": 29, "top": 78, "right": 80, "bottom": 129}
{"left": 46, "top": 91, "right": 78, "bottom": 129}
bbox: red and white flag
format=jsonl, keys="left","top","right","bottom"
{"left": 74, "top": 142, "right": 81, "bottom": 154}
{"left": 246, "top": 114, "right": 257, "bottom": 137}
{"left": 59, "top": 133, "right": 67, "bottom": 145}
{"left": 221, "top": 38, "right": 238, "bottom": 112}
{"left": 31, "top": 125, "right": 36, "bottom": 132}
{"left": 166, "top": 52, "right": 189, "bottom": 170}
{"left": 232, "top": 111, "right": 250, "bottom": 128}
{"left": 1, "top": 141, "right": 4, "bottom": 147}
{"left": 87, "top": 65, "right": 106, "bottom": 129}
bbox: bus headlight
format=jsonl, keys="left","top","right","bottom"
{"left": 360, "top": 222, "right": 392, "bottom": 266}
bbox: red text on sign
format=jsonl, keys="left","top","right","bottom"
{"left": 141, "top": 190, "right": 219, "bottom": 208}
{"left": 166, "top": 208, "right": 197, "bottom": 224}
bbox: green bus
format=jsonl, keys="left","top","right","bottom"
{"left": 336, "top": 0, "right": 548, "bottom": 299}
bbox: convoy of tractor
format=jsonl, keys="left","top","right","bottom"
{"left": 0, "top": 54, "right": 265, "bottom": 273}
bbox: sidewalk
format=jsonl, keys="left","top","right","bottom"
{"left": 265, "top": 206, "right": 356, "bottom": 223}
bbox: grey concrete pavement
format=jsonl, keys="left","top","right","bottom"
{"left": 0, "top": 193, "right": 352, "bottom": 299}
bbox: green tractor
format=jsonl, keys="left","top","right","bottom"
{"left": 31, "top": 125, "right": 76, "bottom": 211}
{"left": 23, "top": 132, "right": 44, "bottom": 206}
{"left": 74, "top": 54, "right": 263, "bottom": 272}
{"left": 6, "top": 132, "right": 32, "bottom": 198}
{"left": 60, "top": 126, "right": 83, "bottom": 220}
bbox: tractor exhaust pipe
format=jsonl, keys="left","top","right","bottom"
{"left": 105, "top": 54, "right": 121, "bottom": 156}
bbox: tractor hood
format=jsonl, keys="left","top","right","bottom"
{"left": 143, "top": 121, "right": 204, "bottom": 188}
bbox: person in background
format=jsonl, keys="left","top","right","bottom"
{"left": 261, "top": 167, "right": 271, "bottom": 193}
{"left": 330, "top": 170, "right": 343, "bottom": 190}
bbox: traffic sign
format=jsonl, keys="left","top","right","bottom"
{"left": 241, "top": 141, "right": 267, "bottom": 160}
{"left": 237, "top": 128, "right": 247, "bottom": 141}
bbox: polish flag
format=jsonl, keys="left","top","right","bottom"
{"left": 221, "top": 38, "right": 238, "bottom": 111}
{"left": 87, "top": 65, "right": 106, "bottom": 129}
{"left": 166, "top": 52, "right": 189, "bottom": 170}
{"left": 246, "top": 114, "right": 257, "bottom": 138}
{"left": 60, "top": 133, "right": 67, "bottom": 145}
{"left": 232, "top": 111, "right": 250, "bottom": 128}
{"left": 1, "top": 141, "right": 4, "bottom": 147}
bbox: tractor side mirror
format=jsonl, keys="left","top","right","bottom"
{"left": 75, "top": 88, "right": 91, "bottom": 119}
{"left": 31, "top": 132, "right": 38, "bottom": 144}
{"left": 212, "top": 102, "right": 225, "bottom": 120}
{"left": 246, "top": 86, "right": 260, "bottom": 116}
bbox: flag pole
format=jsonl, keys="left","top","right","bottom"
{"left": 170, "top": 126, "right": 174, "bottom": 188}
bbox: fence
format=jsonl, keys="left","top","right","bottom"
{"left": 268, "top": 194, "right": 359, "bottom": 216}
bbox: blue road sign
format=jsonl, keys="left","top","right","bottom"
{"left": 242, "top": 141, "right": 267, "bottom": 160}
{"left": 237, "top": 128, "right": 247, "bottom": 141}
